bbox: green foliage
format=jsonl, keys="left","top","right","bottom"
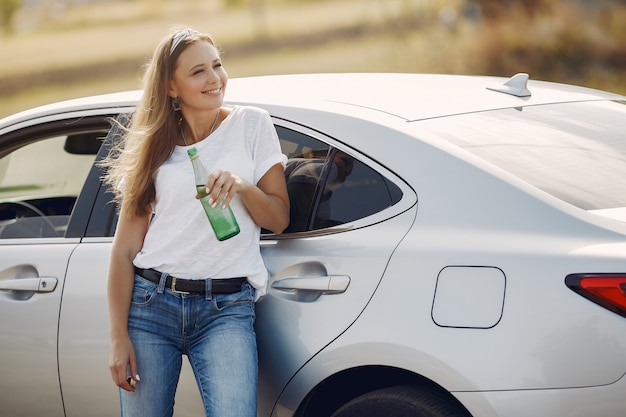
{"left": 474, "top": 0, "right": 626, "bottom": 88}
{"left": 0, "top": 0, "right": 21, "bottom": 35}
{"left": 223, "top": 0, "right": 247, "bottom": 7}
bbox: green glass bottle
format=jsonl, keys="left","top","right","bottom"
{"left": 187, "top": 147, "right": 240, "bottom": 241}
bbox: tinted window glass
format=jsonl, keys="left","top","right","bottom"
{"left": 415, "top": 101, "right": 626, "bottom": 210}
{"left": 277, "top": 127, "right": 330, "bottom": 233}
{"left": 312, "top": 150, "right": 401, "bottom": 229}
{"left": 0, "top": 132, "right": 102, "bottom": 238}
{"left": 276, "top": 127, "right": 402, "bottom": 233}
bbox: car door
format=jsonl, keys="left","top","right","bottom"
{"left": 256, "top": 122, "right": 417, "bottom": 416}
{"left": 57, "top": 117, "right": 209, "bottom": 417}
{"left": 0, "top": 115, "right": 111, "bottom": 416}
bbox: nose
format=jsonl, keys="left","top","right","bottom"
{"left": 206, "top": 69, "right": 220, "bottom": 84}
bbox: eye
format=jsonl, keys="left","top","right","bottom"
{"left": 192, "top": 68, "right": 205, "bottom": 76}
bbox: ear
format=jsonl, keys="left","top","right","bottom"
{"left": 167, "top": 80, "right": 177, "bottom": 99}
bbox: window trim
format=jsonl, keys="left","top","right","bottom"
{"left": 265, "top": 119, "right": 417, "bottom": 240}
{"left": 0, "top": 115, "right": 115, "bottom": 240}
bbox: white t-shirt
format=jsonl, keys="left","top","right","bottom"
{"left": 133, "top": 105, "right": 286, "bottom": 298}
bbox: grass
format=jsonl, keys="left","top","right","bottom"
{"left": 1, "top": 0, "right": 624, "bottom": 118}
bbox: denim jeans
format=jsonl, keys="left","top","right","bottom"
{"left": 119, "top": 274, "right": 257, "bottom": 417}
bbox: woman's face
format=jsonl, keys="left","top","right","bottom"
{"left": 169, "top": 40, "right": 228, "bottom": 113}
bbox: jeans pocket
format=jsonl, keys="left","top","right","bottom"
{"left": 215, "top": 282, "right": 255, "bottom": 311}
{"left": 130, "top": 276, "right": 158, "bottom": 306}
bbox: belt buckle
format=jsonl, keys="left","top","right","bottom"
{"left": 170, "top": 277, "right": 190, "bottom": 294}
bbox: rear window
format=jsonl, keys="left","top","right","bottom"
{"left": 415, "top": 100, "right": 626, "bottom": 210}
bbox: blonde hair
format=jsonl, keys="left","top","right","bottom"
{"left": 102, "top": 27, "right": 219, "bottom": 218}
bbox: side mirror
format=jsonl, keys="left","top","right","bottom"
{"left": 64, "top": 131, "right": 105, "bottom": 155}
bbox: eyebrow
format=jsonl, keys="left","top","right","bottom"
{"left": 189, "top": 59, "right": 221, "bottom": 71}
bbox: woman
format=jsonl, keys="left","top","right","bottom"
{"left": 103, "top": 27, "right": 289, "bottom": 417}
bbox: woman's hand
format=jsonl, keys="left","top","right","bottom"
{"left": 109, "top": 335, "right": 139, "bottom": 392}
{"left": 205, "top": 169, "right": 250, "bottom": 209}
{"left": 203, "top": 164, "right": 289, "bottom": 234}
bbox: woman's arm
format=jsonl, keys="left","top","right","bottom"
{"left": 207, "top": 163, "right": 290, "bottom": 234}
{"left": 107, "top": 207, "right": 151, "bottom": 391}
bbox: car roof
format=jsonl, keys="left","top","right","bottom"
{"left": 225, "top": 73, "right": 626, "bottom": 121}
{"left": 2, "top": 73, "right": 624, "bottom": 130}
{"left": 0, "top": 90, "right": 140, "bottom": 133}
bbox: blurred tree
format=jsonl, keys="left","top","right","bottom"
{"left": 0, "top": 0, "right": 21, "bottom": 35}
{"left": 474, "top": 0, "right": 553, "bottom": 19}
{"left": 223, "top": 0, "right": 267, "bottom": 37}
{"left": 475, "top": 0, "right": 626, "bottom": 90}
{"left": 253, "top": 0, "right": 267, "bottom": 37}
{"left": 223, "top": 0, "right": 247, "bottom": 7}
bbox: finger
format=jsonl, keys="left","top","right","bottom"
{"left": 120, "top": 378, "right": 135, "bottom": 392}
{"left": 126, "top": 373, "right": 140, "bottom": 390}
{"left": 126, "top": 376, "right": 137, "bottom": 388}
{"left": 208, "top": 172, "right": 231, "bottom": 207}
{"left": 129, "top": 355, "right": 139, "bottom": 383}
{"left": 118, "top": 368, "right": 137, "bottom": 392}
{"left": 206, "top": 170, "right": 223, "bottom": 195}
{"left": 216, "top": 179, "right": 234, "bottom": 206}
{"left": 111, "top": 365, "right": 133, "bottom": 391}
{"left": 218, "top": 181, "right": 237, "bottom": 208}
{"left": 216, "top": 177, "right": 240, "bottom": 208}
{"left": 125, "top": 350, "right": 139, "bottom": 392}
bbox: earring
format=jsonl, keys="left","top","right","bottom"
{"left": 171, "top": 98, "right": 182, "bottom": 112}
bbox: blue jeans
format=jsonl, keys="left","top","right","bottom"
{"left": 120, "top": 274, "right": 257, "bottom": 417}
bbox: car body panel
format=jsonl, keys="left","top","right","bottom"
{"left": 58, "top": 240, "right": 117, "bottom": 415}
{"left": 257, "top": 211, "right": 416, "bottom": 416}
{"left": 0, "top": 92, "right": 138, "bottom": 135}
{"left": 271, "top": 233, "right": 626, "bottom": 414}
{"left": 455, "top": 373, "right": 626, "bottom": 417}
{"left": 0, "top": 242, "right": 78, "bottom": 416}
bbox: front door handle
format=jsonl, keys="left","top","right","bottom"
{"left": 0, "top": 277, "right": 58, "bottom": 293}
{"left": 271, "top": 275, "right": 350, "bottom": 294}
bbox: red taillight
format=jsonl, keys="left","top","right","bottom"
{"left": 566, "top": 274, "right": 626, "bottom": 318}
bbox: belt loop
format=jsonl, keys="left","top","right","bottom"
{"left": 157, "top": 271, "right": 168, "bottom": 294}
{"left": 204, "top": 278, "right": 213, "bottom": 301}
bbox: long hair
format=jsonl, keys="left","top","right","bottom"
{"left": 101, "top": 27, "right": 218, "bottom": 218}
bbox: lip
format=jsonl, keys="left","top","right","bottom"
{"left": 203, "top": 86, "right": 222, "bottom": 95}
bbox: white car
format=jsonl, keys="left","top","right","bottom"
{"left": 0, "top": 73, "right": 625, "bottom": 417}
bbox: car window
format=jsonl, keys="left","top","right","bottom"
{"left": 415, "top": 100, "right": 626, "bottom": 210}
{"left": 312, "top": 149, "right": 402, "bottom": 230}
{"left": 276, "top": 126, "right": 403, "bottom": 234}
{"left": 278, "top": 126, "right": 331, "bottom": 233}
{"left": 0, "top": 132, "right": 103, "bottom": 238}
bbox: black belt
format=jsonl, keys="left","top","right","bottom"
{"left": 135, "top": 268, "right": 246, "bottom": 295}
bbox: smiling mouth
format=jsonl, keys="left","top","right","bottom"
{"left": 204, "top": 87, "right": 222, "bottom": 95}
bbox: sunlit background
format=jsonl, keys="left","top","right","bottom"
{"left": 1, "top": 0, "right": 625, "bottom": 118}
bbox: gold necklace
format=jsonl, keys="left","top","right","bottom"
{"left": 180, "top": 108, "right": 221, "bottom": 146}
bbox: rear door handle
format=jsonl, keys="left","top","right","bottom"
{"left": 271, "top": 275, "right": 350, "bottom": 294}
{"left": 0, "top": 277, "right": 58, "bottom": 293}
